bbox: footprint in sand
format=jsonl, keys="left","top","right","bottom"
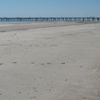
{"left": 0, "top": 90, "right": 10, "bottom": 99}
{"left": 31, "top": 62, "right": 35, "bottom": 64}
{"left": 34, "top": 44, "right": 40, "bottom": 47}
{"left": 65, "top": 78, "right": 68, "bottom": 82}
{"left": 12, "top": 62, "right": 17, "bottom": 64}
{"left": 61, "top": 62, "right": 66, "bottom": 64}
{"left": 18, "top": 91, "right": 22, "bottom": 94}
{"left": 30, "top": 96, "right": 37, "bottom": 99}
{"left": 33, "top": 87, "right": 38, "bottom": 92}
{"left": 80, "top": 65, "right": 83, "bottom": 68}
{"left": 0, "top": 93, "right": 2, "bottom": 95}
{"left": 29, "top": 44, "right": 33, "bottom": 47}
{"left": 0, "top": 63, "right": 3, "bottom": 66}
{"left": 48, "top": 89, "right": 51, "bottom": 92}
{"left": 47, "top": 62, "right": 52, "bottom": 65}
{"left": 82, "top": 97, "right": 88, "bottom": 99}
{"left": 40, "top": 63, "right": 45, "bottom": 66}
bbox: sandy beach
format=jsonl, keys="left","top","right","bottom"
{"left": 0, "top": 23, "right": 100, "bottom": 100}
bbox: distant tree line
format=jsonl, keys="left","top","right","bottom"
{"left": 0, "top": 17, "right": 100, "bottom": 22}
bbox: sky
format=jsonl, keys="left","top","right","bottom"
{"left": 0, "top": 0, "right": 100, "bottom": 17}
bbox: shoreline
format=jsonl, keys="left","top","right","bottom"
{"left": 0, "top": 22, "right": 99, "bottom": 32}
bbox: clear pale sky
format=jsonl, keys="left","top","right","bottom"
{"left": 0, "top": 0, "right": 100, "bottom": 17}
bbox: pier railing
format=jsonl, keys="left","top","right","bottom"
{"left": 0, "top": 17, "right": 100, "bottom": 23}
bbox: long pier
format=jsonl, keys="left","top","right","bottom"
{"left": 0, "top": 17, "right": 100, "bottom": 23}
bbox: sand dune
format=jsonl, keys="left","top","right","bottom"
{"left": 0, "top": 23, "right": 100, "bottom": 100}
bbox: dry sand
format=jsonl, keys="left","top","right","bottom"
{"left": 0, "top": 23, "right": 100, "bottom": 100}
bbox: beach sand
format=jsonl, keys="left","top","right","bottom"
{"left": 0, "top": 23, "right": 100, "bottom": 100}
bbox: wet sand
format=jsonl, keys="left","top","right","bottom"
{"left": 0, "top": 23, "right": 100, "bottom": 100}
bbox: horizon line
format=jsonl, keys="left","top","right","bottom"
{"left": 0, "top": 16, "right": 100, "bottom": 18}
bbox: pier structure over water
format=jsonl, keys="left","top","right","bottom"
{"left": 0, "top": 17, "right": 100, "bottom": 23}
